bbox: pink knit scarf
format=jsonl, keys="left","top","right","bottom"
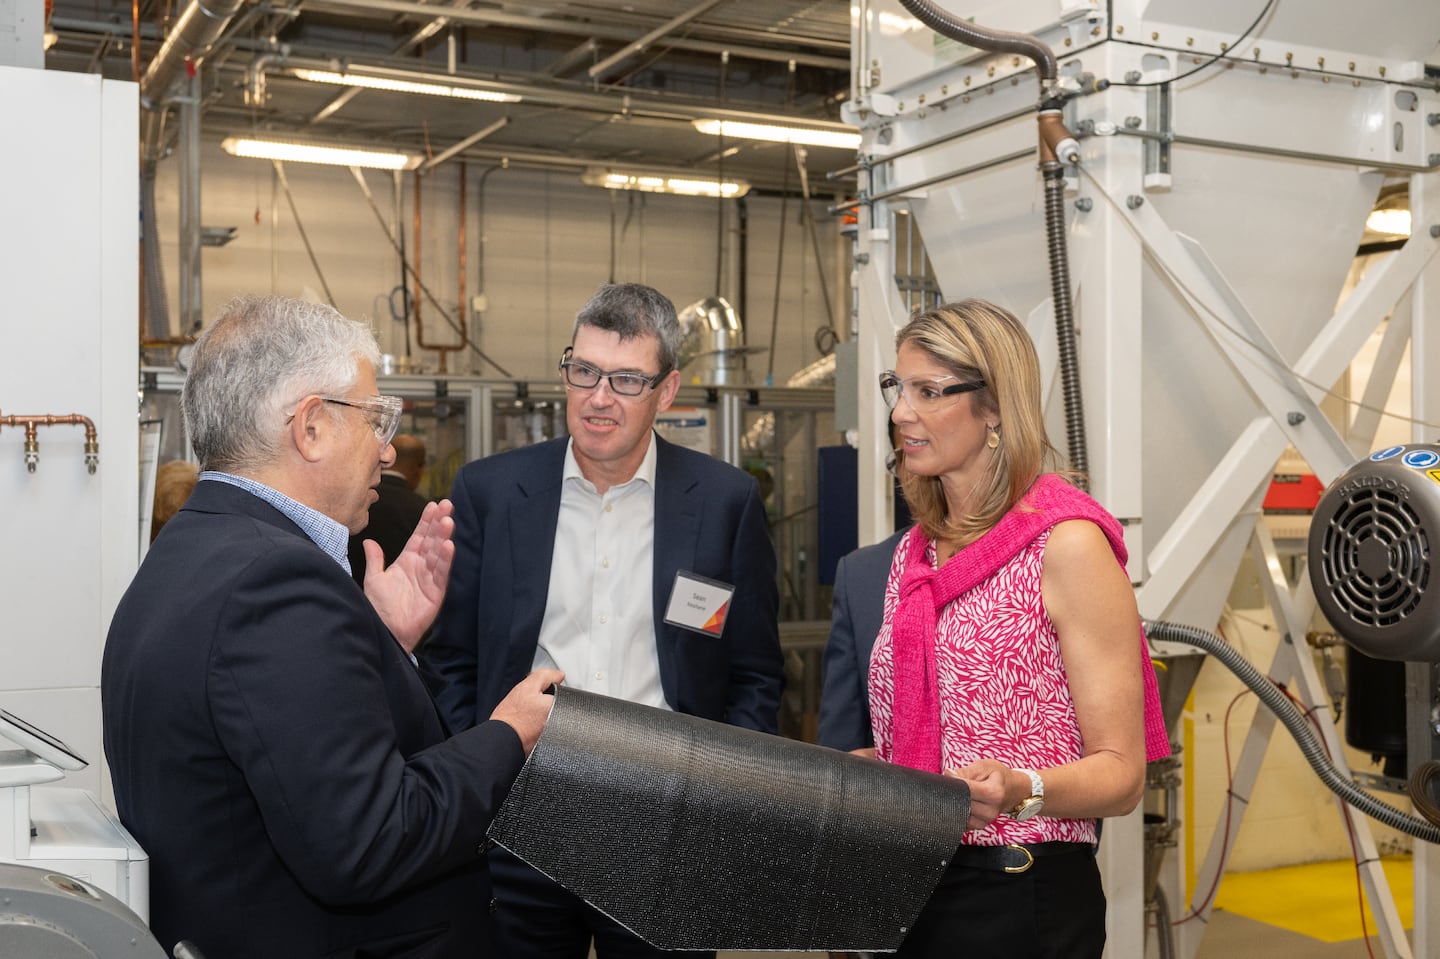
{"left": 890, "top": 473, "right": 1170, "bottom": 773}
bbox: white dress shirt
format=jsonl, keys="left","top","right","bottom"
{"left": 532, "top": 433, "right": 669, "bottom": 709}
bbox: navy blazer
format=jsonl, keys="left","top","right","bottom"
{"left": 102, "top": 480, "right": 525, "bottom": 959}
{"left": 423, "top": 434, "right": 783, "bottom": 734}
{"left": 817, "top": 528, "right": 908, "bottom": 751}
{"left": 348, "top": 473, "right": 430, "bottom": 584}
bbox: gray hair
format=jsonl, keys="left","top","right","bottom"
{"left": 182, "top": 294, "right": 381, "bottom": 472}
{"left": 572, "top": 283, "right": 682, "bottom": 375}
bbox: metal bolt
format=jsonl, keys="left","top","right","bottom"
{"left": 1287, "top": 412, "right": 1306, "bottom": 426}
{"left": 1126, "top": 195, "right": 1144, "bottom": 209}
{"left": 1116, "top": 24, "right": 1125, "bottom": 35}
{"left": 1186, "top": 37, "right": 1194, "bottom": 47}
{"left": 1125, "top": 116, "right": 1143, "bottom": 129}
{"left": 1379, "top": 66, "right": 1387, "bottom": 77}
{"left": 1075, "top": 197, "right": 1094, "bottom": 212}
{"left": 1430, "top": 153, "right": 1440, "bottom": 167}
{"left": 1317, "top": 56, "right": 1325, "bottom": 68}
{"left": 1075, "top": 118, "right": 1096, "bottom": 134}
{"left": 1348, "top": 61, "right": 1356, "bottom": 71}
{"left": 1125, "top": 70, "right": 1142, "bottom": 83}
{"left": 1151, "top": 32, "right": 1159, "bottom": 41}
{"left": 1431, "top": 225, "right": 1440, "bottom": 239}
{"left": 1429, "top": 113, "right": 1440, "bottom": 126}
{"left": 855, "top": 253, "right": 870, "bottom": 265}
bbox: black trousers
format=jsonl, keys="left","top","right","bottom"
{"left": 488, "top": 846, "right": 716, "bottom": 959}
{"left": 895, "top": 846, "right": 1107, "bottom": 959}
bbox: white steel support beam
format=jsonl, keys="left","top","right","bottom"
{"left": 855, "top": 192, "right": 905, "bottom": 547}
{"left": 1405, "top": 166, "right": 1440, "bottom": 959}
{"left": 1348, "top": 292, "right": 1413, "bottom": 457}
{"left": 1069, "top": 103, "right": 1150, "bottom": 959}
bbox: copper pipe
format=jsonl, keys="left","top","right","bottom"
{"left": 408, "top": 168, "right": 466, "bottom": 372}
{"left": 0, "top": 412, "right": 100, "bottom": 474}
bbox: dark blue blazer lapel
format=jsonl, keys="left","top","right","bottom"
{"left": 652, "top": 436, "right": 701, "bottom": 699}
{"left": 505, "top": 442, "right": 565, "bottom": 669}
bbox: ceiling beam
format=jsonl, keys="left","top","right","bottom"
{"left": 298, "top": 0, "right": 849, "bottom": 69}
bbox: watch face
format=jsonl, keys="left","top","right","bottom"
{"left": 1012, "top": 797, "right": 1044, "bottom": 821}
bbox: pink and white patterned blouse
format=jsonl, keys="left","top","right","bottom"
{"left": 868, "top": 527, "right": 1097, "bottom": 847}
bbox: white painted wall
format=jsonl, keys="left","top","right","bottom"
{"left": 0, "top": 65, "right": 139, "bottom": 799}
{"left": 152, "top": 146, "right": 845, "bottom": 389}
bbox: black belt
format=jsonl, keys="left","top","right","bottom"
{"left": 947, "top": 842, "right": 1093, "bottom": 874}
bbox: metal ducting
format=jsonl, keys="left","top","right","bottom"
{"left": 139, "top": 0, "right": 246, "bottom": 107}
{"left": 1309, "top": 443, "right": 1440, "bottom": 663}
{"left": 677, "top": 296, "right": 753, "bottom": 386}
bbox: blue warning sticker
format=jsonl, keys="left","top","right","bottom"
{"left": 1370, "top": 446, "right": 1405, "bottom": 461}
{"left": 1401, "top": 449, "right": 1440, "bottom": 469}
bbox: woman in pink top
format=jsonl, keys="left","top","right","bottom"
{"left": 867, "top": 299, "right": 1169, "bottom": 957}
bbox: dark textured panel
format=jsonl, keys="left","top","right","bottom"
{"left": 489, "top": 686, "right": 969, "bottom": 952}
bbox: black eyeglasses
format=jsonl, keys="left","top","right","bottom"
{"left": 879, "top": 371, "right": 986, "bottom": 412}
{"left": 559, "top": 347, "right": 666, "bottom": 397}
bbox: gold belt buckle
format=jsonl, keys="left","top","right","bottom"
{"left": 1003, "top": 844, "right": 1035, "bottom": 874}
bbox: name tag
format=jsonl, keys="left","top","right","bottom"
{"left": 663, "top": 571, "right": 735, "bottom": 637}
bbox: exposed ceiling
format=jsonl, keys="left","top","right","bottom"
{"left": 46, "top": 0, "right": 859, "bottom": 193}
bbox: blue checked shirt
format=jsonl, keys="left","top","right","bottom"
{"left": 201, "top": 471, "right": 352, "bottom": 575}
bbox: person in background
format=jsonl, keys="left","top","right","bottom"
{"left": 422, "top": 281, "right": 784, "bottom": 959}
{"left": 818, "top": 420, "right": 911, "bottom": 753}
{"left": 102, "top": 294, "right": 561, "bottom": 959}
{"left": 150, "top": 459, "right": 199, "bottom": 542}
{"left": 816, "top": 527, "right": 907, "bottom": 754}
{"left": 348, "top": 432, "right": 431, "bottom": 584}
{"left": 868, "top": 299, "right": 1169, "bottom": 958}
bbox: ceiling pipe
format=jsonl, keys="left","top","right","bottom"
{"left": 299, "top": 0, "right": 848, "bottom": 69}
{"left": 140, "top": 0, "right": 247, "bottom": 108}
{"left": 253, "top": 53, "right": 857, "bottom": 133}
{"left": 587, "top": 0, "right": 729, "bottom": 80}
{"left": 139, "top": 0, "right": 248, "bottom": 165}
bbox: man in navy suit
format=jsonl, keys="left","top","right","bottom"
{"left": 349, "top": 433, "right": 431, "bottom": 584}
{"left": 817, "top": 528, "right": 908, "bottom": 753}
{"left": 102, "top": 294, "right": 561, "bottom": 959}
{"left": 423, "top": 282, "right": 784, "bottom": 959}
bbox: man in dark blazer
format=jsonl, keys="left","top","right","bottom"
{"left": 423, "top": 282, "right": 783, "bottom": 959}
{"left": 349, "top": 433, "right": 431, "bottom": 584}
{"left": 817, "top": 527, "right": 909, "bottom": 753}
{"left": 102, "top": 294, "right": 561, "bottom": 959}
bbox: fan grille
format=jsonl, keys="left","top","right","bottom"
{"left": 1319, "top": 487, "right": 1429, "bottom": 627}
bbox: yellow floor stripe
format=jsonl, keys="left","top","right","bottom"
{"left": 1213, "top": 856, "right": 1414, "bottom": 943}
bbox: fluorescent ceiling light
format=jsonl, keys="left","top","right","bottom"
{"left": 581, "top": 168, "right": 750, "bottom": 198}
{"left": 293, "top": 69, "right": 522, "bottom": 103}
{"left": 221, "top": 136, "right": 421, "bottom": 171}
{"left": 1365, "top": 208, "right": 1410, "bottom": 238}
{"left": 692, "top": 118, "right": 860, "bottom": 151}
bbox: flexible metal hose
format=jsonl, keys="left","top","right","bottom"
{"left": 1042, "top": 165, "right": 1087, "bottom": 484}
{"left": 1144, "top": 619, "right": 1440, "bottom": 843}
{"left": 896, "top": 0, "right": 1056, "bottom": 81}
{"left": 895, "top": 0, "right": 1089, "bottom": 483}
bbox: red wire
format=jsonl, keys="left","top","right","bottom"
{"left": 1171, "top": 688, "right": 1252, "bottom": 925}
{"left": 1275, "top": 685, "right": 1378, "bottom": 957}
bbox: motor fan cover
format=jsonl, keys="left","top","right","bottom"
{"left": 1309, "top": 444, "right": 1440, "bottom": 663}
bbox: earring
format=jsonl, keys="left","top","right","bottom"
{"left": 986, "top": 426, "right": 1000, "bottom": 449}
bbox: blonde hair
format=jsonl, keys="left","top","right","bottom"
{"left": 894, "top": 299, "right": 1060, "bottom": 545}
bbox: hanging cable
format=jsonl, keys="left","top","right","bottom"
{"left": 271, "top": 160, "right": 337, "bottom": 309}
{"left": 1110, "top": 0, "right": 1281, "bottom": 88}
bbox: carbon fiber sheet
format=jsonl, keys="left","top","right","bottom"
{"left": 488, "top": 686, "right": 970, "bottom": 952}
